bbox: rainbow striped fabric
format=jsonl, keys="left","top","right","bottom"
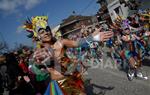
{"left": 44, "top": 80, "right": 63, "bottom": 95}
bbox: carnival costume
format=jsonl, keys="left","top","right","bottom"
{"left": 22, "top": 16, "right": 86, "bottom": 95}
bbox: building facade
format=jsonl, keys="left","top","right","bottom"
{"left": 97, "top": 0, "right": 143, "bottom": 22}
{"left": 59, "top": 15, "right": 93, "bottom": 37}
{"left": 107, "top": 0, "right": 129, "bottom": 22}
{"left": 96, "top": 0, "right": 112, "bottom": 23}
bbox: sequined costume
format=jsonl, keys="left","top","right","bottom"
{"left": 23, "top": 16, "right": 86, "bottom": 95}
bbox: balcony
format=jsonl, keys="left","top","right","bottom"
{"left": 101, "top": 13, "right": 111, "bottom": 20}
{"left": 101, "top": 4, "right": 107, "bottom": 10}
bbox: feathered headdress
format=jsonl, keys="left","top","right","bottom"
{"left": 22, "top": 16, "right": 48, "bottom": 39}
{"left": 122, "top": 19, "right": 130, "bottom": 30}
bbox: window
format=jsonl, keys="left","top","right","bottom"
{"left": 114, "top": 6, "right": 123, "bottom": 16}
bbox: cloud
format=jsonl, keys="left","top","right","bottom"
{"left": 25, "top": 0, "right": 42, "bottom": 10}
{"left": 0, "top": 0, "right": 43, "bottom": 14}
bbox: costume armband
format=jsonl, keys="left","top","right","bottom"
{"left": 78, "top": 33, "right": 101, "bottom": 47}
{"left": 93, "top": 33, "right": 100, "bottom": 41}
{"left": 78, "top": 35, "right": 93, "bottom": 46}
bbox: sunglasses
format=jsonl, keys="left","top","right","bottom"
{"left": 38, "top": 26, "right": 51, "bottom": 33}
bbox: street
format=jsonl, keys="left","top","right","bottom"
{"left": 84, "top": 56, "right": 150, "bottom": 95}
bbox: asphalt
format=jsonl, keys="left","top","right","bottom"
{"left": 84, "top": 53, "right": 150, "bottom": 95}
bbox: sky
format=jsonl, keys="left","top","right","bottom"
{"left": 0, "top": 0, "right": 100, "bottom": 49}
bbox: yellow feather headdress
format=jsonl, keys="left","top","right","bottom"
{"left": 22, "top": 16, "right": 48, "bottom": 38}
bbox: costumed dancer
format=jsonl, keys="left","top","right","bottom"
{"left": 121, "top": 25, "right": 148, "bottom": 81}
{"left": 22, "top": 16, "right": 113, "bottom": 95}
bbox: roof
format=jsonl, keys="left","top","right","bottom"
{"left": 60, "top": 15, "right": 92, "bottom": 28}
{"left": 62, "top": 27, "right": 81, "bottom": 36}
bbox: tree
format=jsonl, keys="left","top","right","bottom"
{"left": 0, "top": 42, "right": 8, "bottom": 54}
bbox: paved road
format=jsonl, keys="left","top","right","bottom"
{"left": 84, "top": 55, "right": 150, "bottom": 95}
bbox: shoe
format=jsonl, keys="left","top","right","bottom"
{"left": 136, "top": 72, "right": 148, "bottom": 80}
{"left": 127, "top": 70, "right": 135, "bottom": 81}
